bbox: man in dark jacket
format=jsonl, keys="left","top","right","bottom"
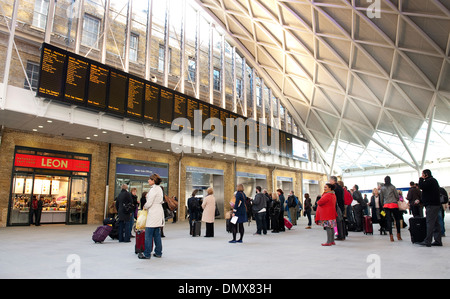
{"left": 252, "top": 186, "right": 267, "bottom": 235}
{"left": 406, "top": 181, "right": 423, "bottom": 217}
{"left": 115, "top": 184, "right": 133, "bottom": 242}
{"left": 417, "top": 169, "right": 442, "bottom": 247}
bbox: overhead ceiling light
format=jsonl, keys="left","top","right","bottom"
{"left": 38, "top": 125, "right": 43, "bottom": 128}
{"left": 93, "top": 134, "right": 98, "bottom": 137}
{"left": 86, "top": 137, "right": 91, "bottom": 140}
{"left": 32, "top": 129, "right": 37, "bottom": 132}
{"left": 46, "top": 120, "right": 52, "bottom": 123}
{"left": 102, "top": 131, "right": 107, "bottom": 134}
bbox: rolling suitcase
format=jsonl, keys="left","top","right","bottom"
{"left": 363, "top": 215, "right": 373, "bottom": 235}
{"left": 284, "top": 217, "right": 293, "bottom": 230}
{"left": 92, "top": 225, "right": 113, "bottom": 243}
{"left": 409, "top": 217, "right": 426, "bottom": 243}
{"left": 135, "top": 230, "right": 145, "bottom": 254}
{"left": 192, "top": 220, "right": 201, "bottom": 236}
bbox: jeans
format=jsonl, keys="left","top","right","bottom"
{"left": 304, "top": 209, "right": 312, "bottom": 226}
{"left": 255, "top": 212, "right": 267, "bottom": 234}
{"left": 144, "top": 227, "right": 163, "bottom": 257}
{"left": 118, "top": 220, "right": 131, "bottom": 242}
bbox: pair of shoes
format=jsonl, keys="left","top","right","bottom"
{"left": 153, "top": 253, "right": 162, "bottom": 258}
{"left": 138, "top": 253, "right": 150, "bottom": 259}
{"left": 397, "top": 233, "right": 402, "bottom": 241}
{"left": 431, "top": 242, "right": 443, "bottom": 246}
{"left": 236, "top": 240, "right": 243, "bottom": 243}
{"left": 390, "top": 234, "right": 394, "bottom": 242}
{"left": 416, "top": 241, "right": 431, "bottom": 247}
{"left": 229, "top": 240, "right": 236, "bottom": 243}
{"left": 321, "top": 243, "right": 334, "bottom": 246}
{"left": 305, "top": 226, "right": 311, "bottom": 229}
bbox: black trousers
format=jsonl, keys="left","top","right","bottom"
{"left": 205, "top": 222, "right": 214, "bottom": 237}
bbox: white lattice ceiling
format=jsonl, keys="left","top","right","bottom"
{"left": 196, "top": 0, "right": 450, "bottom": 173}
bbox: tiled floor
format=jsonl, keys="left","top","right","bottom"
{"left": 1, "top": 213, "right": 448, "bottom": 279}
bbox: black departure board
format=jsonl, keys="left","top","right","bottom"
{"left": 127, "top": 77, "right": 144, "bottom": 118}
{"left": 38, "top": 44, "right": 66, "bottom": 99}
{"left": 159, "top": 88, "right": 174, "bottom": 126}
{"left": 87, "top": 63, "right": 108, "bottom": 109}
{"left": 144, "top": 83, "right": 159, "bottom": 123}
{"left": 36, "top": 43, "right": 303, "bottom": 159}
{"left": 173, "top": 94, "right": 187, "bottom": 129}
{"left": 108, "top": 70, "right": 127, "bottom": 114}
{"left": 186, "top": 97, "right": 199, "bottom": 132}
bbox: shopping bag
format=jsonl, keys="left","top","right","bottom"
{"left": 136, "top": 210, "right": 147, "bottom": 230}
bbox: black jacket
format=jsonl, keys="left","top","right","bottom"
{"left": 116, "top": 189, "right": 132, "bottom": 221}
{"left": 418, "top": 176, "right": 441, "bottom": 206}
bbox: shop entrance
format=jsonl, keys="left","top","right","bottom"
{"left": 8, "top": 147, "right": 91, "bottom": 226}
{"left": 9, "top": 174, "right": 88, "bottom": 225}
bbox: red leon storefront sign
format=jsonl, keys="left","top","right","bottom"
{"left": 14, "top": 153, "right": 90, "bottom": 172}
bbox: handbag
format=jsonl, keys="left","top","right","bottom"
{"left": 215, "top": 204, "right": 220, "bottom": 217}
{"left": 136, "top": 210, "right": 147, "bottom": 230}
{"left": 398, "top": 199, "right": 409, "bottom": 211}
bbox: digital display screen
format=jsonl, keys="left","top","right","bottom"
{"left": 159, "top": 88, "right": 174, "bottom": 126}
{"left": 64, "top": 56, "right": 88, "bottom": 103}
{"left": 127, "top": 77, "right": 144, "bottom": 118}
{"left": 144, "top": 83, "right": 159, "bottom": 123}
{"left": 38, "top": 44, "right": 66, "bottom": 99}
{"left": 37, "top": 43, "right": 301, "bottom": 158}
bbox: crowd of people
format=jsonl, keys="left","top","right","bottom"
{"left": 108, "top": 169, "right": 447, "bottom": 259}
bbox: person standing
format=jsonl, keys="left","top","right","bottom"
{"left": 352, "top": 185, "right": 364, "bottom": 232}
{"left": 304, "top": 193, "right": 312, "bottom": 229}
{"left": 115, "top": 184, "right": 133, "bottom": 243}
{"left": 379, "top": 176, "right": 401, "bottom": 242}
{"left": 30, "top": 195, "right": 43, "bottom": 226}
{"left": 201, "top": 187, "right": 216, "bottom": 237}
{"left": 252, "top": 186, "right": 267, "bottom": 235}
{"left": 277, "top": 189, "right": 286, "bottom": 232}
{"left": 187, "top": 189, "right": 201, "bottom": 235}
{"left": 417, "top": 169, "right": 442, "bottom": 247}
{"left": 270, "top": 192, "right": 281, "bottom": 233}
{"left": 406, "top": 181, "right": 423, "bottom": 217}
{"left": 229, "top": 184, "right": 248, "bottom": 243}
{"left": 315, "top": 183, "right": 337, "bottom": 246}
{"left": 287, "top": 191, "right": 298, "bottom": 225}
{"left": 138, "top": 174, "right": 165, "bottom": 259}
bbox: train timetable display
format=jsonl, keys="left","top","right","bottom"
{"left": 38, "top": 45, "right": 66, "bottom": 99}
{"left": 87, "top": 63, "right": 108, "bottom": 109}
{"left": 37, "top": 43, "right": 298, "bottom": 158}
{"left": 127, "top": 77, "right": 144, "bottom": 118}
{"left": 65, "top": 56, "right": 89, "bottom": 103}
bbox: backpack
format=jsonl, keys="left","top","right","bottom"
{"left": 288, "top": 196, "right": 297, "bottom": 208}
{"left": 439, "top": 188, "right": 448, "bottom": 204}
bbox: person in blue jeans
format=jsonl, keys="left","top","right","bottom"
{"left": 138, "top": 174, "right": 165, "bottom": 259}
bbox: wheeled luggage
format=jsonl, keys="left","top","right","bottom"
{"left": 92, "top": 225, "right": 113, "bottom": 243}
{"left": 192, "top": 220, "right": 201, "bottom": 236}
{"left": 363, "top": 215, "right": 373, "bottom": 235}
{"left": 284, "top": 217, "right": 293, "bottom": 230}
{"left": 135, "top": 230, "right": 145, "bottom": 254}
{"left": 409, "top": 217, "right": 426, "bottom": 243}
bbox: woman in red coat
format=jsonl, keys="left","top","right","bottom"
{"left": 315, "top": 183, "right": 337, "bottom": 246}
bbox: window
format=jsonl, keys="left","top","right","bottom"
{"left": 129, "top": 33, "right": 139, "bottom": 62}
{"left": 213, "top": 68, "right": 221, "bottom": 91}
{"left": 24, "top": 61, "right": 40, "bottom": 91}
{"left": 158, "top": 44, "right": 172, "bottom": 73}
{"left": 188, "top": 57, "right": 196, "bottom": 82}
{"left": 236, "top": 78, "right": 242, "bottom": 98}
{"left": 82, "top": 15, "right": 101, "bottom": 48}
{"left": 32, "top": 0, "right": 49, "bottom": 29}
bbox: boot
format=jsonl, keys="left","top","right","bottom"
{"left": 397, "top": 233, "right": 402, "bottom": 241}
{"left": 390, "top": 234, "right": 394, "bottom": 242}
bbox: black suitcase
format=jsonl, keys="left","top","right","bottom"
{"left": 409, "top": 217, "right": 426, "bottom": 243}
{"left": 192, "top": 220, "right": 201, "bottom": 237}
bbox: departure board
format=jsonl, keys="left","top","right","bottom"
{"left": 173, "top": 94, "right": 187, "bottom": 129}
{"left": 186, "top": 97, "right": 199, "bottom": 132}
{"left": 36, "top": 43, "right": 302, "bottom": 159}
{"left": 87, "top": 63, "right": 108, "bottom": 109}
{"left": 159, "top": 88, "right": 174, "bottom": 126}
{"left": 144, "top": 83, "right": 159, "bottom": 123}
{"left": 64, "top": 56, "right": 88, "bottom": 103}
{"left": 108, "top": 70, "right": 127, "bottom": 114}
{"left": 38, "top": 45, "right": 66, "bottom": 99}
{"left": 127, "top": 77, "right": 144, "bottom": 118}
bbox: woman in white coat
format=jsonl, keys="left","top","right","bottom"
{"left": 201, "top": 187, "right": 216, "bottom": 237}
{"left": 138, "top": 174, "right": 165, "bottom": 259}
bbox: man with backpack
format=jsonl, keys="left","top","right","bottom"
{"left": 287, "top": 191, "right": 299, "bottom": 225}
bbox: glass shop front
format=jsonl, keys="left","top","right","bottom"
{"left": 8, "top": 147, "right": 91, "bottom": 226}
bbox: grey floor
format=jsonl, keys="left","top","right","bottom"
{"left": 1, "top": 213, "right": 449, "bottom": 279}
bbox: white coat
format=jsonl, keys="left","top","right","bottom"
{"left": 143, "top": 184, "right": 165, "bottom": 228}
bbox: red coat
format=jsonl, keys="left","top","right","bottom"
{"left": 344, "top": 189, "right": 353, "bottom": 205}
{"left": 315, "top": 192, "right": 337, "bottom": 222}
